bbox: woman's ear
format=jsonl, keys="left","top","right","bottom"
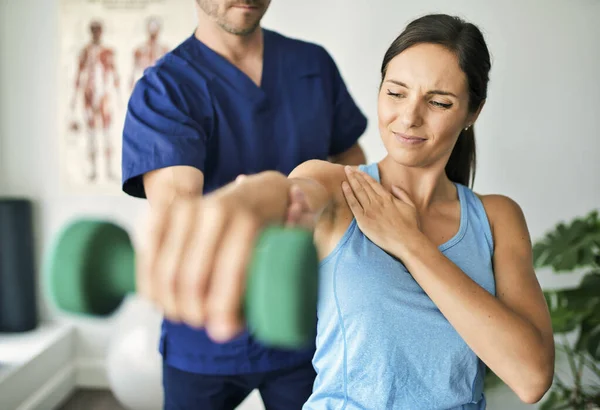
{"left": 466, "top": 99, "right": 486, "bottom": 128}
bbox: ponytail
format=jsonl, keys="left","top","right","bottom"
{"left": 445, "top": 127, "right": 476, "bottom": 187}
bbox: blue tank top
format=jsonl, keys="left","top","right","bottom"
{"left": 304, "top": 163, "right": 496, "bottom": 410}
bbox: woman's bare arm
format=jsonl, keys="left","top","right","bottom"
{"left": 394, "top": 195, "right": 554, "bottom": 403}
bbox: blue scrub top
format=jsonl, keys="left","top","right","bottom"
{"left": 121, "top": 29, "right": 367, "bottom": 375}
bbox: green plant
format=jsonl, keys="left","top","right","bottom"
{"left": 534, "top": 210, "right": 600, "bottom": 409}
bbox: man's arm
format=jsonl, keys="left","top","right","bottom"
{"left": 329, "top": 142, "right": 366, "bottom": 165}
{"left": 318, "top": 47, "right": 368, "bottom": 165}
{"left": 121, "top": 67, "right": 209, "bottom": 199}
{"left": 138, "top": 160, "right": 341, "bottom": 338}
{"left": 144, "top": 165, "right": 204, "bottom": 211}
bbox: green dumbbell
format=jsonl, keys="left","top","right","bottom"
{"left": 44, "top": 219, "right": 319, "bottom": 348}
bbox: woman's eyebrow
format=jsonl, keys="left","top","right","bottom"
{"left": 385, "top": 79, "right": 458, "bottom": 98}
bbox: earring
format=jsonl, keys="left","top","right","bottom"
{"left": 464, "top": 125, "right": 471, "bottom": 131}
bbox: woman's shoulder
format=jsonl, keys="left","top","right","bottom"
{"left": 477, "top": 194, "right": 524, "bottom": 216}
{"left": 476, "top": 193, "right": 529, "bottom": 239}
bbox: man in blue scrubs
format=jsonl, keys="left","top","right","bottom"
{"left": 121, "top": 1, "right": 367, "bottom": 408}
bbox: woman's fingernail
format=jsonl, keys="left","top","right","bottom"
{"left": 345, "top": 165, "right": 352, "bottom": 173}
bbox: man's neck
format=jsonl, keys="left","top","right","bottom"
{"left": 194, "top": 20, "right": 263, "bottom": 65}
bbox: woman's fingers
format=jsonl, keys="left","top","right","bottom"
{"left": 342, "top": 181, "right": 364, "bottom": 216}
{"left": 391, "top": 185, "right": 416, "bottom": 207}
{"left": 344, "top": 166, "right": 372, "bottom": 205}
{"left": 359, "top": 170, "right": 390, "bottom": 198}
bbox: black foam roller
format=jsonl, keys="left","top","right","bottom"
{"left": 0, "top": 198, "right": 38, "bottom": 332}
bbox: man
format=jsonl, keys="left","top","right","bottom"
{"left": 71, "top": 20, "right": 120, "bottom": 182}
{"left": 121, "top": 0, "right": 367, "bottom": 408}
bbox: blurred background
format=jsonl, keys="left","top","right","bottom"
{"left": 0, "top": 0, "right": 599, "bottom": 409}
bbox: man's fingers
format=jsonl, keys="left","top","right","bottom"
{"left": 206, "top": 213, "right": 259, "bottom": 342}
{"left": 286, "top": 185, "right": 318, "bottom": 229}
{"left": 285, "top": 202, "right": 304, "bottom": 227}
{"left": 154, "top": 200, "right": 196, "bottom": 322}
{"left": 179, "top": 203, "right": 228, "bottom": 327}
{"left": 138, "top": 203, "right": 170, "bottom": 303}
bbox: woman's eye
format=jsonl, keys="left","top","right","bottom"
{"left": 386, "top": 89, "right": 404, "bottom": 98}
{"left": 431, "top": 101, "right": 453, "bottom": 109}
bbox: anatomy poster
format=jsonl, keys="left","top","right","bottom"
{"left": 59, "top": 0, "right": 197, "bottom": 194}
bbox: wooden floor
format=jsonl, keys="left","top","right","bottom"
{"left": 57, "top": 389, "right": 125, "bottom": 410}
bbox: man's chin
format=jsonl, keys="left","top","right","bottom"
{"left": 220, "top": 20, "right": 261, "bottom": 36}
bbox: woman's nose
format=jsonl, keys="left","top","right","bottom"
{"left": 399, "top": 98, "right": 423, "bottom": 129}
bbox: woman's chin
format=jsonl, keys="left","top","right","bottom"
{"left": 385, "top": 149, "right": 426, "bottom": 168}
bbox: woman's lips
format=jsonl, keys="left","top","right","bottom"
{"left": 394, "top": 132, "right": 427, "bottom": 145}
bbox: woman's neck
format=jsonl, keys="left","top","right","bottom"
{"left": 377, "top": 156, "right": 457, "bottom": 211}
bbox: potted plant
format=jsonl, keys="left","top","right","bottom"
{"left": 534, "top": 209, "right": 600, "bottom": 409}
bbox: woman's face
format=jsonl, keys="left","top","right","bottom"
{"left": 378, "top": 43, "right": 477, "bottom": 169}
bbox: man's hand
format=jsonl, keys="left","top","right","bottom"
{"left": 237, "top": 174, "right": 317, "bottom": 231}
{"left": 285, "top": 185, "right": 318, "bottom": 231}
{"left": 138, "top": 190, "right": 263, "bottom": 343}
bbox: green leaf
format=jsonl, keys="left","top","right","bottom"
{"left": 579, "top": 271, "right": 600, "bottom": 293}
{"left": 575, "top": 298, "right": 600, "bottom": 352}
{"left": 544, "top": 289, "right": 596, "bottom": 334}
{"left": 483, "top": 367, "right": 503, "bottom": 391}
{"left": 587, "top": 325, "right": 600, "bottom": 361}
{"left": 539, "top": 390, "right": 568, "bottom": 410}
{"left": 533, "top": 210, "right": 600, "bottom": 272}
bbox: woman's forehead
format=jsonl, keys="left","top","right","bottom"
{"left": 385, "top": 44, "right": 467, "bottom": 93}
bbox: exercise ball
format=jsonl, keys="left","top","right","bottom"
{"left": 106, "top": 295, "right": 163, "bottom": 410}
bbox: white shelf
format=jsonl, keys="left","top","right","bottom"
{"left": 0, "top": 322, "right": 76, "bottom": 410}
{"left": 0, "top": 323, "right": 70, "bottom": 362}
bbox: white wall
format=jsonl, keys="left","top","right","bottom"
{"left": 1, "top": 0, "right": 599, "bottom": 409}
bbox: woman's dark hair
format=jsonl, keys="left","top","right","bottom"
{"left": 381, "top": 14, "right": 491, "bottom": 187}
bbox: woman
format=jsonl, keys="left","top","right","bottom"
{"left": 141, "top": 14, "right": 555, "bottom": 409}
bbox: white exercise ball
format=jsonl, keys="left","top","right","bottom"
{"left": 106, "top": 294, "right": 163, "bottom": 410}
